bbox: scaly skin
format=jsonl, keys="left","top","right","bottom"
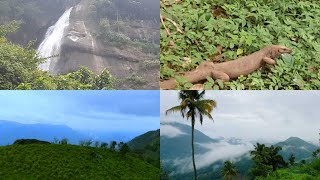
{"left": 160, "top": 45, "right": 292, "bottom": 89}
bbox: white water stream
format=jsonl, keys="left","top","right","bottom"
{"left": 37, "top": 7, "right": 73, "bottom": 72}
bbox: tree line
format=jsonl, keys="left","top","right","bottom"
{"left": 51, "top": 138, "right": 130, "bottom": 155}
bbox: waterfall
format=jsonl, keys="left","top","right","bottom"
{"left": 37, "top": 7, "right": 73, "bottom": 72}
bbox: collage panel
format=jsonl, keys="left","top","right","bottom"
{"left": 0, "top": 90, "right": 160, "bottom": 179}
{"left": 1, "top": 0, "right": 320, "bottom": 179}
{"left": 160, "top": 1, "right": 320, "bottom": 90}
{"left": 0, "top": 0, "right": 160, "bottom": 90}
{"left": 161, "top": 90, "right": 320, "bottom": 179}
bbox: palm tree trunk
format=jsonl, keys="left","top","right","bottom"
{"left": 191, "top": 119, "right": 198, "bottom": 180}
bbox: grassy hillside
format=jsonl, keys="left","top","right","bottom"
{"left": 128, "top": 129, "right": 160, "bottom": 168}
{"left": 262, "top": 158, "right": 320, "bottom": 180}
{"left": 128, "top": 129, "right": 159, "bottom": 149}
{"left": 0, "top": 144, "right": 159, "bottom": 179}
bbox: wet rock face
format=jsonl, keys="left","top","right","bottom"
{"left": 54, "top": 0, "right": 159, "bottom": 89}
{"left": 6, "top": 0, "right": 80, "bottom": 47}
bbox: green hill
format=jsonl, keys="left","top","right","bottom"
{"left": 128, "top": 129, "right": 160, "bottom": 168}
{"left": 276, "top": 137, "right": 318, "bottom": 161}
{"left": 0, "top": 144, "right": 159, "bottom": 179}
{"left": 128, "top": 129, "right": 160, "bottom": 150}
{"left": 263, "top": 158, "right": 320, "bottom": 180}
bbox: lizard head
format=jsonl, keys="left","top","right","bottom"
{"left": 276, "top": 46, "right": 292, "bottom": 54}
{"left": 268, "top": 45, "right": 292, "bottom": 58}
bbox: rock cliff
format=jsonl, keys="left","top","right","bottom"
{"left": 55, "top": 0, "right": 159, "bottom": 89}
{"left": 4, "top": 0, "right": 160, "bottom": 89}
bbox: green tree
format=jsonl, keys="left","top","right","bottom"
{"left": 110, "top": 141, "right": 117, "bottom": 151}
{"left": 313, "top": 149, "right": 320, "bottom": 158}
{"left": 221, "top": 160, "right": 237, "bottom": 180}
{"left": 250, "top": 143, "right": 288, "bottom": 178}
{"left": 289, "top": 154, "right": 295, "bottom": 166}
{"left": 95, "top": 69, "right": 115, "bottom": 89}
{"left": 94, "top": 141, "right": 100, "bottom": 148}
{"left": 52, "top": 137, "right": 59, "bottom": 144}
{"left": 117, "top": 141, "right": 124, "bottom": 150}
{"left": 60, "top": 138, "right": 69, "bottom": 145}
{"left": 165, "top": 90, "right": 216, "bottom": 180}
{"left": 120, "top": 143, "right": 130, "bottom": 155}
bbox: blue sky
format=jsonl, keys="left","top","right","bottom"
{"left": 0, "top": 91, "right": 159, "bottom": 134}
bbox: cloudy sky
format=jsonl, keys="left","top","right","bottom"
{"left": 161, "top": 91, "right": 320, "bottom": 144}
{"left": 0, "top": 91, "right": 159, "bottom": 134}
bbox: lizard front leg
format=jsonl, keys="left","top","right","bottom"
{"left": 263, "top": 57, "right": 276, "bottom": 65}
{"left": 211, "top": 70, "right": 230, "bottom": 81}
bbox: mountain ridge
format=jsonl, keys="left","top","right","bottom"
{"left": 161, "top": 122, "right": 318, "bottom": 179}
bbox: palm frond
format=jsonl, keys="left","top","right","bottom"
{"left": 196, "top": 100, "right": 216, "bottom": 114}
{"left": 199, "top": 113, "right": 203, "bottom": 124}
{"left": 166, "top": 105, "right": 183, "bottom": 115}
{"left": 197, "top": 90, "right": 206, "bottom": 99}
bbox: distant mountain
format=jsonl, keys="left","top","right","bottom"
{"left": 160, "top": 122, "right": 237, "bottom": 180}
{"left": 161, "top": 122, "right": 221, "bottom": 161}
{"left": 0, "top": 120, "right": 88, "bottom": 145}
{"left": 128, "top": 129, "right": 160, "bottom": 168}
{"left": 275, "top": 137, "right": 318, "bottom": 161}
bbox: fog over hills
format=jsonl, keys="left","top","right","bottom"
{"left": 161, "top": 122, "right": 319, "bottom": 179}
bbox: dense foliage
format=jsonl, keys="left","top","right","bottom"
{"left": 0, "top": 0, "right": 41, "bottom": 22}
{"left": 221, "top": 161, "right": 238, "bottom": 180}
{"left": 0, "top": 21, "right": 115, "bottom": 90}
{"left": 250, "top": 143, "right": 288, "bottom": 178}
{"left": 0, "top": 143, "right": 159, "bottom": 179}
{"left": 160, "top": 0, "right": 320, "bottom": 90}
{"left": 261, "top": 158, "right": 320, "bottom": 180}
{"left": 90, "top": 0, "right": 159, "bottom": 54}
{"left": 128, "top": 130, "right": 160, "bottom": 168}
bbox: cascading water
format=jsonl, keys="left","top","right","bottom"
{"left": 37, "top": 7, "right": 73, "bottom": 72}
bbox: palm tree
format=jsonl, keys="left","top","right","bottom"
{"left": 166, "top": 90, "right": 216, "bottom": 180}
{"left": 221, "top": 161, "right": 237, "bottom": 180}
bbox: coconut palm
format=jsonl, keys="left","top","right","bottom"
{"left": 166, "top": 90, "right": 216, "bottom": 180}
{"left": 221, "top": 160, "right": 237, "bottom": 180}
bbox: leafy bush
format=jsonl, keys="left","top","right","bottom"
{"left": 263, "top": 158, "right": 320, "bottom": 179}
{"left": 160, "top": 0, "right": 320, "bottom": 90}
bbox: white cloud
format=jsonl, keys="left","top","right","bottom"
{"left": 161, "top": 124, "right": 186, "bottom": 138}
{"left": 172, "top": 141, "right": 254, "bottom": 174}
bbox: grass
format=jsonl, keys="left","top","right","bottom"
{"left": 0, "top": 144, "right": 159, "bottom": 179}
{"left": 261, "top": 158, "right": 320, "bottom": 180}
{"left": 160, "top": 0, "right": 320, "bottom": 90}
